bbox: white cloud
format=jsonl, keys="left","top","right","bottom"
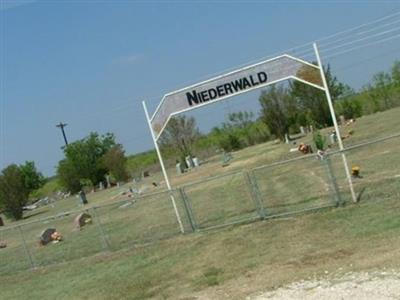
{"left": 0, "top": 0, "right": 36, "bottom": 11}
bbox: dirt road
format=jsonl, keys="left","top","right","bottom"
{"left": 249, "top": 270, "right": 400, "bottom": 300}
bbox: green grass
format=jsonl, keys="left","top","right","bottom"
{"left": 0, "top": 107, "right": 399, "bottom": 299}
{"left": 1, "top": 197, "right": 400, "bottom": 299}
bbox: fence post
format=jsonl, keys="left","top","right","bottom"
{"left": 91, "top": 207, "right": 111, "bottom": 251}
{"left": 324, "top": 154, "right": 343, "bottom": 206}
{"left": 244, "top": 171, "right": 266, "bottom": 219}
{"left": 17, "top": 225, "right": 35, "bottom": 269}
{"left": 179, "top": 188, "right": 198, "bottom": 232}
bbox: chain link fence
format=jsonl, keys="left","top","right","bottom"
{"left": 1, "top": 133, "right": 399, "bottom": 273}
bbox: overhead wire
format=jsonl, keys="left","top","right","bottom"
{"left": 143, "top": 10, "right": 400, "bottom": 104}
{"left": 324, "top": 33, "right": 400, "bottom": 59}
{"left": 320, "top": 27, "right": 400, "bottom": 55}
{"left": 64, "top": 10, "right": 400, "bottom": 125}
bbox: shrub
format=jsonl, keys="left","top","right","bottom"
{"left": 313, "top": 131, "right": 327, "bottom": 151}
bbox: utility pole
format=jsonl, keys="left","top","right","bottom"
{"left": 56, "top": 122, "right": 69, "bottom": 146}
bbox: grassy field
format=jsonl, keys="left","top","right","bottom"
{"left": 1, "top": 196, "right": 400, "bottom": 299}
{"left": 0, "top": 107, "right": 399, "bottom": 299}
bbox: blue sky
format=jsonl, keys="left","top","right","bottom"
{"left": 1, "top": 0, "right": 400, "bottom": 176}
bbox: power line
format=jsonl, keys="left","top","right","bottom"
{"left": 325, "top": 33, "right": 400, "bottom": 60}
{"left": 316, "top": 10, "right": 400, "bottom": 46}
{"left": 319, "top": 18, "right": 400, "bottom": 50}
{"left": 320, "top": 27, "right": 400, "bottom": 54}
{"left": 49, "top": 10, "right": 400, "bottom": 124}
{"left": 333, "top": 46, "right": 400, "bottom": 73}
{"left": 142, "top": 11, "right": 400, "bottom": 103}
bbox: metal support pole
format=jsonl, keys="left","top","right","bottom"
{"left": 142, "top": 101, "right": 185, "bottom": 233}
{"left": 313, "top": 42, "right": 357, "bottom": 203}
{"left": 179, "top": 188, "right": 198, "bottom": 232}
{"left": 244, "top": 171, "right": 266, "bottom": 219}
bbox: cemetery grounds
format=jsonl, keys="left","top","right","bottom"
{"left": 0, "top": 107, "right": 400, "bottom": 299}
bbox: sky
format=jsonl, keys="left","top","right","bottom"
{"left": 1, "top": 0, "right": 400, "bottom": 176}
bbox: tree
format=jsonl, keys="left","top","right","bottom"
{"left": 19, "top": 161, "right": 45, "bottom": 194}
{"left": 224, "top": 111, "right": 254, "bottom": 129}
{"left": 101, "top": 145, "right": 129, "bottom": 182}
{"left": 57, "top": 159, "right": 82, "bottom": 194}
{"left": 209, "top": 126, "right": 242, "bottom": 152}
{"left": 57, "top": 132, "right": 116, "bottom": 193}
{"left": 366, "top": 71, "right": 392, "bottom": 111}
{"left": 159, "top": 115, "right": 200, "bottom": 161}
{"left": 334, "top": 98, "right": 362, "bottom": 120}
{"left": 290, "top": 64, "right": 349, "bottom": 127}
{"left": 0, "top": 165, "right": 29, "bottom": 220}
{"left": 259, "top": 85, "right": 294, "bottom": 141}
{"left": 214, "top": 111, "right": 270, "bottom": 149}
{"left": 391, "top": 60, "right": 400, "bottom": 86}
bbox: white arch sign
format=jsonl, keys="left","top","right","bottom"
{"left": 142, "top": 43, "right": 357, "bottom": 234}
{"left": 150, "top": 54, "right": 324, "bottom": 140}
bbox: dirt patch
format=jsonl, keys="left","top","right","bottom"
{"left": 249, "top": 270, "right": 400, "bottom": 300}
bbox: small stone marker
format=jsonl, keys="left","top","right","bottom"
{"left": 0, "top": 216, "right": 4, "bottom": 226}
{"left": 176, "top": 162, "right": 183, "bottom": 175}
{"left": 193, "top": 157, "right": 199, "bottom": 167}
{"left": 339, "top": 115, "right": 346, "bottom": 126}
{"left": 0, "top": 240, "right": 7, "bottom": 249}
{"left": 284, "top": 133, "right": 290, "bottom": 144}
{"left": 73, "top": 213, "right": 92, "bottom": 230}
{"left": 39, "top": 228, "right": 56, "bottom": 245}
{"left": 78, "top": 190, "right": 88, "bottom": 205}
{"left": 221, "top": 151, "right": 232, "bottom": 167}
{"left": 329, "top": 132, "right": 337, "bottom": 144}
{"left": 106, "top": 175, "right": 111, "bottom": 188}
{"left": 185, "top": 156, "right": 194, "bottom": 169}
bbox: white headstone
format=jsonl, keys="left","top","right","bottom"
{"left": 193, "top": 157, "right": 199, "bottom": 167}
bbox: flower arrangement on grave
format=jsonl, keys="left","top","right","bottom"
{"left": 51, "top": 231, "right": 62, "bottom": 243}
{"left": 351, "top": 166, "right": 361, "bottom": 178}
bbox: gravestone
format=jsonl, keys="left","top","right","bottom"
{"left": 176, "top": 162, "right": 183, "bottom": 175}
{"left": 106, "top": 175, "right": 111, "bottom": 188}
{"left": 329, "top": 132, "right": 337, "bottom": 144}
{"left": 0, "top": 216, "right": 4, "bottom": 226}
{"left": 339, "top": 115, "right": 346, "bottom": 126}
{"left": 185, "top": 156, "right": 194, "bottom": 169}
{"left": 99, "top": 181, "right": 104, "bottom": 190}
{"left": 73, "top": 213, "right": 92, "bottom": 230}
{"left": 221, "top": 151, "right": 232, "bottom": 167}
{"left": 39, "top": 228, "right": 56, "bottom": 245}
{"left": 300, "top": 126, "right": 306, "bottom": 135}
{"left": 193, "top": 157, "right": 199, "bottom": 167}
{"left": 284, "top": 134, "right": 290, "bottom": 144}
{"left": 78, "top": 190, "right": 88, "bottom": 205}
{"left": 0, "top": 240, "right": 6, "bottom": 249}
